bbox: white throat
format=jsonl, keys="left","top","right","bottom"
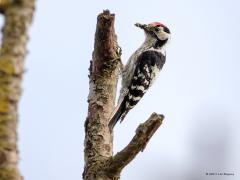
{"left": 140, "top": 33, "right": 167, "bottom": 55}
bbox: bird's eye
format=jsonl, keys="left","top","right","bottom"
{"left": 155, "top": 27, "right": 160, "bottom": 32}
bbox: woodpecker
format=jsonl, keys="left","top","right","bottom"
{"left": 109, "top": 22, "right": 171, "bottom": 130}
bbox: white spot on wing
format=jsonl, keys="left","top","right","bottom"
{"left": 138, "top": 73, "right": 145, "bottom": 78}
{"left": 144, "top": 79, "right": 149, "bottom": 85}
{"left": 143, "top": 65, "right": 150, "bottom": 77}
{"left": 131, "top": 85, "right": 136, "bottom": 89}
{"left": 129, "top": 104, "right": 135, "bottom": 108}
{"left": 126, "top": 101, "right": 130, "bottom": 109}
{"left": 132, "top": 96, "right": 141, "bottom": 101}
{"left": 128, "top": 94, "right": 132, "bottom": 99}
{"left": 136, "top": 86, "right": 145, "bottom": 91}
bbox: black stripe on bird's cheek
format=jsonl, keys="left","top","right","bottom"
{"left": 163, "top": 27, "right": 170, "bottom": 34}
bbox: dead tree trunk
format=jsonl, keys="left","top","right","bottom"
{"left": 83, "top": 10, "right": 165, "bottom": 180}
{"left": 0, "top": 0, "right": 34, "bottom": 179}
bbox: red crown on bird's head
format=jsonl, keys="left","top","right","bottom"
{"left": 149, "top": 22, "right": 166, "bottom": 28}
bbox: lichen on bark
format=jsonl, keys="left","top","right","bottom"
{"left": 0, "top": 0, "right": 35, "bottom": 179}
{"left": 83, "top": 10, "right": 120, "bottom": 180}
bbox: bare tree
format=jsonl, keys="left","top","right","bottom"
{"left": 83, "top": 10, "right": 165, "bottom": 180}
{"left": 0, "top": 0, "right": 34, "bottom": 179}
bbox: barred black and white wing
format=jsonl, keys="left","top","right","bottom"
{"left": 109, "top": 50, "right": 166, "bottom": 129}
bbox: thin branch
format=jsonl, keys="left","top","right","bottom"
{"left": 107, "top": 113, "right": 164, "bottom": 174}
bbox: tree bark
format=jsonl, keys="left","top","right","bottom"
{"left": 84, "top": 10, "right": 165, "bottom": 180}
{"left": 0, "top": 0, "right": 34, "bottom": 179}
{"left": 83, "top": 10, "right": 119, "bottom": 180}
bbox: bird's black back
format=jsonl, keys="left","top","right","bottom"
{"left": 109, "top": 50, "right": 166, "bottom": 130}
{"left": 125, "top": 50, "right": 165, "bottom": 107}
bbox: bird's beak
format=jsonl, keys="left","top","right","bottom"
{"left": 135, "top": 23, "right": 149, "bottom": 31}
{"left": 135, "top": 23, "right": 155, "bottom": 33}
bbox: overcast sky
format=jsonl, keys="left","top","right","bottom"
{"left": 3, "top": 0, "right": 239, "bottom": 179}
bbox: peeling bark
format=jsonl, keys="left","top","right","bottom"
{"left": 84, "top": 10, "right": 165, "bottom": 180}
{"left": 0, "top": 0, "right": 35, "bottom": 179}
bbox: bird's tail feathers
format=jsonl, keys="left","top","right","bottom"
{"left": 108, "top": 99, "right": 127, "bottom": 130}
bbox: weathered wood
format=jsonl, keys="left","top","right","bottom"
{"left": 83, "top": 10, "right": 120, "bottom": 180}
{"left": 107, "top": 113, "right": 164, "bottom": 176}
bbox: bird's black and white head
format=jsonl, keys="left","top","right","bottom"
{"left": 135, "top": 22, "right": 171, "bottom": 49}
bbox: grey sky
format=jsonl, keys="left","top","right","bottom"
{"left": 6, "top": 0, "right": 239, "bottom": 179}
